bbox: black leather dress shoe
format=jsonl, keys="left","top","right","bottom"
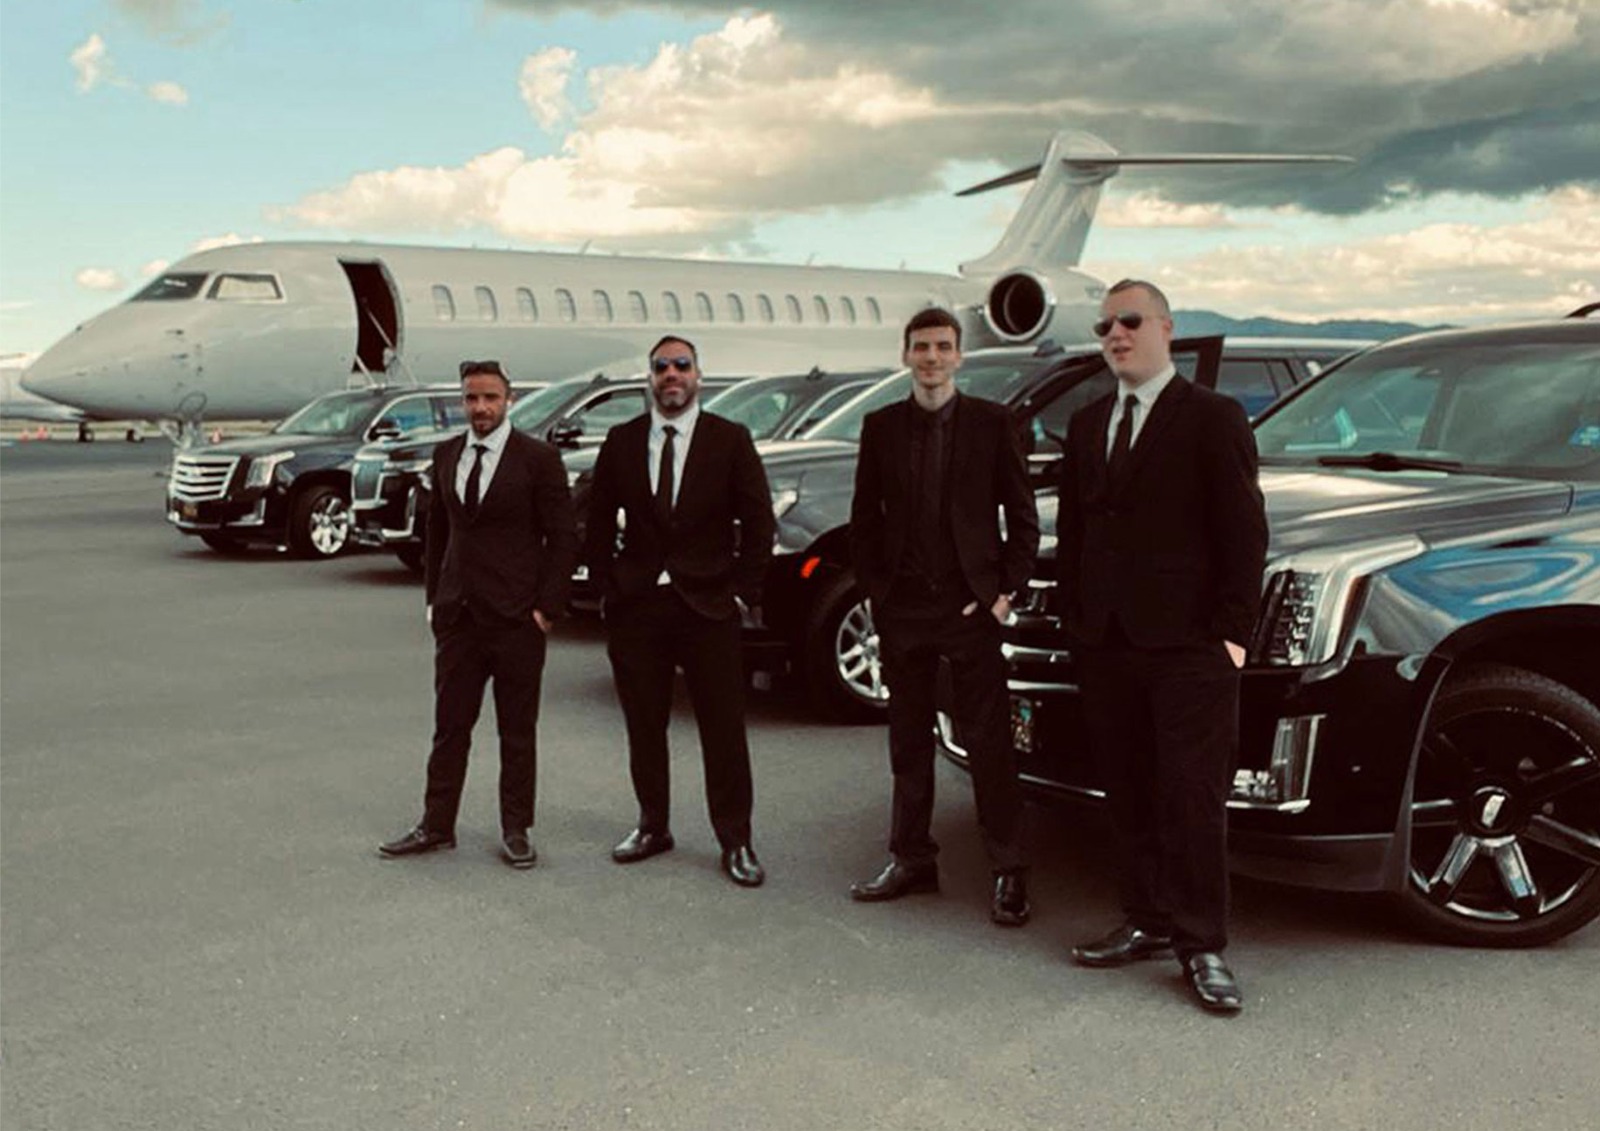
{"left": 1184, "top": 952, "right": 1243, "bottom": 1014}
{"left": 720, "top": 844, "right": 765, "bottom": 887}
{"left": 1070, "top": 922, "right": 1174, "bottom": 967}
{"left": 501, "top": 831, "right": 537, "bottom": 870}
{"left": 378, "top": 826, "right": 456, "bottom": 858}
{"left": 990, "top": 872, "right": 1031, "bottom": 927}
{"left": 849, "top": 860, "right": 939, "bottom": 902}
{"left": 611, "top": 828, "right": 675, "bottom": 864}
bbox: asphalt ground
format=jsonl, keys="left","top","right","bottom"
{"left": 3, "top": 439, "right": 1598, "bottom": 1131}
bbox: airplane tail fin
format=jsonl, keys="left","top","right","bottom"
{"left": 957, "top": 130, "right": 1352, "bottom": 279}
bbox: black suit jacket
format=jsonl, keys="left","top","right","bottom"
{"left": 583, "top": 411, "right": 774, "bottom": 621}
{"left": 1055, "top": 376, "right": 1267, "bottom": 648}
{"left": 850, "top": 393, "right": 1040, "bottom": 610}
{"left": 425, "top": 429, "right": 577, "bottom": 624}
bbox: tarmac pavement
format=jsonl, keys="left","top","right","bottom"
{"left": 3, "top": 440, "right": 1597, "bottom": 1130}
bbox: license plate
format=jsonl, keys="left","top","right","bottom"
{"left": 1010, "top": 695, "right": 1036, "bottom": 755}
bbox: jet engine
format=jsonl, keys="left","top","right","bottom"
{"left": 981, "top": 270, "right": 1057, "bottom": 343}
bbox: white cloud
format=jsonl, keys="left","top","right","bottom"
{"left": 140, "top": 259, "right": 171, "bottom": 277}
{"left": 191, "top": 233, "right": 264, "bottom": 252}
{"left": 75, "top": 268, "right": 126, "bottom": 292}
{"left": 519, "top": 47, "right": 576, "bottom": 130}
{"left": 1099, "top": 192, "right": 1240, "bottom": 230}
{"left": 70, "top": 34, "right": 112, "bottom": 92}
{"left": 146, "top": 80, "right": 189, "bottom": 106}
{"left": 1098, "top": 187, "right": 1600, "bottom": 324}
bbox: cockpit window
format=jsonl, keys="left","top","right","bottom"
{"left": 207, "top": 274, "right": 283, "bottom": 301}
{"left": 132, "top": 273, "right": 208, "bottom": 301}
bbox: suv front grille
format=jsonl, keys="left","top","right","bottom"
{"left": 169, "top": 454, "right": 240, "bottom": 502}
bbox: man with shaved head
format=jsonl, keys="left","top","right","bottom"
{"left": 1056, "top": 279, "right": 1268, "bottom": 1013}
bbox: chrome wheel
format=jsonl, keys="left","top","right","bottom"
{"left": 834, "top": 597, "right": 888, "bottom": 708}
{"left": 287, "top": 485, "right": 351, "bottom": 559}
{"left": 803, "top": 572, "right": 890, "bottom": 722}
{"left": 1402, "top": 664, "right": 1600, "bottom": 947}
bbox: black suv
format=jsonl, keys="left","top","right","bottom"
{"left": 349, "top": 373, "right": 739, "bottom": 571}
{"left": 166, "top": 384, "right": 467, "bottom": 558}
{"left": 751, "top": 338, "right": 1355, "bottom": 721}
{"left": 944, "top": 317, "right": 1600, "bottom": 947}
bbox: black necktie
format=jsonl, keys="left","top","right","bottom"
{"left": 655, "top": 424, "right": 677, "bottom": 526}
{"left": 1107, "top": 394, "right": 1137, "bottom": 486}
{"left": 464, "top": 443, "right": 487, "bottom": 512}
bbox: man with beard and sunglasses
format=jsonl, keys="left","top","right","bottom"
{"left": 584, "top": 336, "right": 775, "bottom": 887}
{"left": 1055, "top": 280, "right": 1268, "bottom": 1013}
{"left": 379, "top": 359, "right": 576, "bottom": 870}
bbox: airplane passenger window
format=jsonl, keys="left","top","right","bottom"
{"left": 556, "top": 289, "right": 577, "bottom": 322}
{"left": 813, "top": 296, "right": 831, "bottom": 325}
{"left": 757, "top": 294, "right": 775, "bottom": 323}
{"left": 840, "top": 297, "right": 857, "bottom": 325}
{"left": 695, "top": 293, "right": 715, "bottom": 322}
{"left": 786, "top": 295, "right": 803, "bottom": 323}
{"left": 727, "top": 293, "right": 746, "bottom": 323}
{"left": 593, "top": 290, "right": 614, "bottom": 323}
{"left": 475, "top": 286, "right": 498, "bottom": 322}
{"left": 866, "top": 297, "right": 883, "bottom": 324}
{"left": 133, "top": 272, "right": 208, "bottom": 301}
{"left": 662, "top": 292, "right": 682, "bottom": 323}
{"left": 208, "top": 274, "right": 282, "bottom": 301}
{"left": 516, "top": 288, "right": 538, "bottom": 322}
{"left": 627, "top": 291, "right": 648, "bottom": 322}
{"left": 432, "top": 285, "right": 456, "bottom": 321}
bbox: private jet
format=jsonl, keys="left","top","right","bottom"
{"left": 22, "top": 130, "right": 1349, "bottom": 443}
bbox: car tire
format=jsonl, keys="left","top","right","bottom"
{"left": 286, "top": 484, "right": 351, "bottom": 559}
{"left": 802, "top": 571, "right": 889, "bottom": 723}
{"left": 395, "top": 543, "right": 425, "bottom": 575}
{"left": 1397, "top": 663, "right": 1600, "bottom": 947}
{"left": 199, "top": 532, "right": 247, "bottom": 554}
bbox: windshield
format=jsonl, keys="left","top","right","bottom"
{"left": 131, "top": 273, "right": 207, "bottom": 301}
{"left": 704, "top": 378, "right": 805, "bottom": 439}
{"left": 1254, "top": 338, "right": 1600, "bottom": 477}
{"left": 509, "top": 377, "right": 591, "bottom": 431}
{"left": 807, "top": 358, "right": 1049, "bottom": 443}
{"left": 274, "top": 391, "right": 386, "bottom": 437}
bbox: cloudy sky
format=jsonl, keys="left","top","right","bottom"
{"left": 2, "top": 0, "right": 1597, "bottom": 354}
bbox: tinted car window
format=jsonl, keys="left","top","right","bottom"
{"left": 809, "top": 359, "right": 1050, "bottom": 444}
{"left": 1218, "top": 359, "right": 1278, "bottom": 418}
{"left": 1257, "top": 339, "right": 1600, "bottom": 474}
{"left": 706, "top": 382, "right": 799, "bottom": 437}
{"left": 373, "top": 395, "right": 440, "bottom": 436}
{"left": 571, "top": 389, "right": 647, "bottom": 432}
{"left": 274, "top": 392, "right": 384, "bottom": 436}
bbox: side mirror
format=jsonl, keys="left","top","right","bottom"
{"left": 548, "top": 420, "right": 583, "bottom": 447}
{"left": 368, "top": 421, "right": 402, "bottom": 441}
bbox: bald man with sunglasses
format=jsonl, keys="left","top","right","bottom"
{"left": 584, "top": 336, "right": 775, "bottom": 888}
{"left": 1056, "top": 280, "right": 1268, "bottom": 1013}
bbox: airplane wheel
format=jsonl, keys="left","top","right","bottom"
{"left": 287, "top": 485, "right": 351, "bottom": 559}
{"left": 126, "top": 428, "right": 144, "bottom": 443}
{"left": 78, "top": 423, "right": 94, "bottom": 443}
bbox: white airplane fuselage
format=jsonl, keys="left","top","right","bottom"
{"left": 22, "top": 240, "right": 1103, "bottom": 422}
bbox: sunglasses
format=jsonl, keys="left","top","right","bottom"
{"left": 651, "top": 356, "right": 695, "bottom": 374}
{"left": 459, "top": 359, "right": 505, "bottom": 377}
{"left": 1092, "top": 312, "right": 1145, "bottom": 338}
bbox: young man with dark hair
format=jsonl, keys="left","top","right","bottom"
{"left": 848, "top": 308, "right": 1041, "bottom": 925}
{"left": 584, "top": 336, "right": 776, "bottom": 887}
{"left": 379, "top": 360, "right": 577, "bottom": 869}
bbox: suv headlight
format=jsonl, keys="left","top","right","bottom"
{"left": 1255, "top": 535, "right": 1424, "bottom": 666}
{"left": 244, "top": 451, "right": 295, "bottom": 488}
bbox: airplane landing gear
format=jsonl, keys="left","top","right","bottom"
{"left": 77, "top": 422, "right": 94, "bottom": 442}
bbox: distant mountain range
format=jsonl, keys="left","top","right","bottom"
{"left": 1173, "top": 310, "right": 1447, "bottom": 342}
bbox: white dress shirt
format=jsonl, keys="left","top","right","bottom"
{"left": 647, "top": 400, "right": 700, "bottom": 506}
{"left": 1105, "top": 363, "right": 1178, "bottom": 458}
{"left": 455, "top": 416, "right": 512, "bottom": 504}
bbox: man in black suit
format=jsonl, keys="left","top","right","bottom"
{"left": 1056, "top": 280, "right": 1268, "bottom": 1013}
{"left": 848, "top": 308, "right": 1040, "bottom": 925}
{"left": 379, "top": 360, "right": 576, "bottom": 869}
{"left": 584, "top": 336, "right": 775, "bottom": 887}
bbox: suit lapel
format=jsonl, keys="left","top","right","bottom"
{"left": 617, "top": 416, "right": 656, "bottom": 524}
{"left": 1114, "top": 376, "right": 1190, "bottom": 494}
{"left": 438, "top": 436, "right": 465, "bottom": 518}
{"left": 474, "top": 432, "right": 517, "bottom": 518}
{"left": 885, "top": 401, "right": 913, "bottom": 505}
{"left": 948, "top": 395, "right": 977, "bottom": 490}
{"left": 675, "top": 414, "right": 713, "bottom": 519}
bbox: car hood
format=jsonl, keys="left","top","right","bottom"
{"left": 185, "top": 432, "right": 363, "bottom": 458}
{"left": 1260, "top": 466, "right": 1575, "bottom": 554}
{"left": 756, "top": 438, "right": 858, "bottom": 475}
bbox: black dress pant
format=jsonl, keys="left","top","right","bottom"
{"left": 1077, "top": 627, "right": 1239, "bottom": 956}
{"left": 605, "top": 586, "right": 754, "bottom": 849}
{"left": 879, "top": 607, "right": 1025, "bottom": 873}
{"left": 422, "top": 607, "right": 547, "bottom": 835}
